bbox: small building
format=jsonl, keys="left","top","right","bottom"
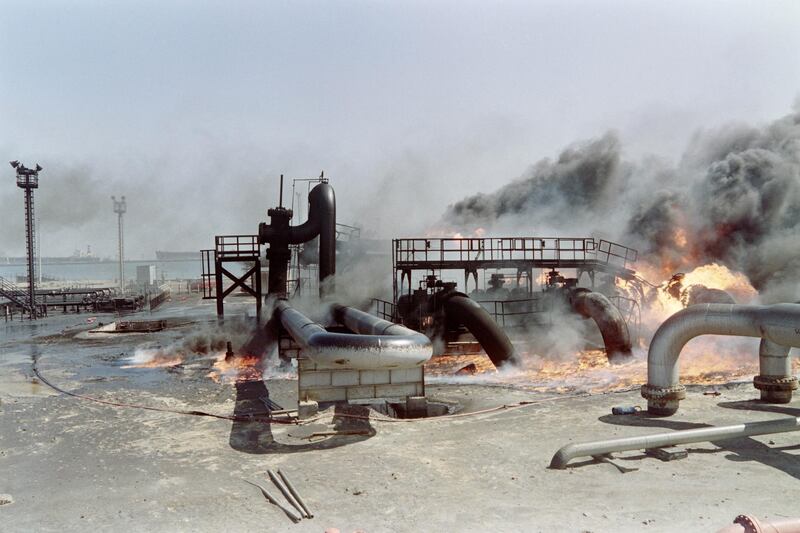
{"left": 136, "top": 264, "right": 157, "bottom": 287}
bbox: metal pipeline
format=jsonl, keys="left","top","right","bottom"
{"left": 442, "top": 293, "right": 518, "bottom": 368}
{"left": 332, "top": 304, "right": 416, "bottom": 337}
{"left": 641, "top": 303, "right": 800, "bottom": 415}
{"left": 569, "top": 289, "right": 633, "bottom": 362}
{"left": 259, "top": 182, "right": 336, "bottom": 298}
{"left": 755, "top": 339, "right": 797, "bottom": 403}
{"left": 550, "top": 415, "right": 800, "bottom": 470}
{"left": 274, "top": 300, "right": 432, "bottom": 369}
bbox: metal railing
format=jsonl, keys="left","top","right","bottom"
{"left": 149, "top": 284, "right": 171, "bottom": 311}
{"left": 597, "top": 240, "right": 639, "bottom": 268}
{"left": 214, "top": 235, "right": 260, "bottom": 259}
{"left": 200, "top": 249, "right": 216, "bottom": 299}
{"left": 373, "top": 298, "right": 399, "bottom": 322}
{"left": 393, "top": 237, "right": 637, "bottom": 269}
{"left": 0, "top": 275, "right": 37, "bottom": 312}
{"left": 335, "top": 223, "right": 361, "bottom": 242}
{"left": 475, "top": 297, "right": 550, "bottom": 328}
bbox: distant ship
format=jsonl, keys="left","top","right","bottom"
{"left": 155, "top": 251, "right": 201, "bottom": 261}
{"left": 0, "top": 245, "right": 104, "bottom": 266}
{"left": 0, "top": 255, "right": 104, "bottom": 265}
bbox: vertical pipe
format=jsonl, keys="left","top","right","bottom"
{"left": 255, "top": 258, "right": 262, "bottom": 318}
{"left": 25, "top": 188, "right": 36, "bottom": 318}
{"left": 315, "top": 184, "right": 336, "bottom": 298}
{"left": 754, "top": 339, "right": 796, "bottom": 403}
{"left": 215, "top": 256, "right": 224, "bottom": 317}
{"left": 37, "top": 215, "right": 41, "bottom": 285}
{"left": 118, "top": 211, "right": 124, "bottom": 293}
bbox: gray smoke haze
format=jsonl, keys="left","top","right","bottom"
{"left": 443, "top": 106, "right": 800, "bottom": 301}
{"left": 3, "top": 1, "right": 800, "bottom": 272}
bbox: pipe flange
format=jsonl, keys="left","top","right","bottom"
{"left": 733, "top": 514, "right": 761, "bottom": 533}
{"left": 753, "top": 375, "right": 798, "bottom": 392}
{"left": 641, "top": 384, "right": 686, "bottom": 416}
{"left": 640, "top": 384, "right": 686, "bottom": 401}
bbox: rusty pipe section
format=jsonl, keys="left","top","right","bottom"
{"left": 274, "top": 300, "right": 432, "bottom": 370}
{"left": 569, "top": 289, "right": 633, "bottom": 362}
{"left": 642, "top": 303, "right": 800, "bottom": 415}
{"left": 550, "top": 415, "right": 800, "bottom": 470}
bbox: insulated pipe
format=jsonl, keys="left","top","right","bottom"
{"left": 569, "top": 289, "right": 633, "bottom": 363}
{"left": 274, "top": 300, "right": 432, "bottom": 369}
{"left": 332, "top": 304, "right": 416, "bottom": 337}
{"left": 259, "top": 182, "right": 336, "bottom": 298}
{"left": 442, "top": 293, "right": 518, "bottom": 368}
{"left": 754, "top": 339, "right": 797, "bottom": 403}
{"left": 642, "top": 304, "right": 800, "bottom": 415}
{"left": 549, "top": 415, "right": 800, "bottom": 470}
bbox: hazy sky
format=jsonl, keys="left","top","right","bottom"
{"left": 2, "top": 0, "right": 799, "bottom": 258}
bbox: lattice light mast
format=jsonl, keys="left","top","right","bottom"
{"left": 10, "top": 160, "right": 42, "bottom": 319}
{"left": 111, "top": 195, "right": 127, "bottom": 293}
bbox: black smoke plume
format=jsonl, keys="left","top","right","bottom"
{"left": 443, "top": 107, "right": 800, "bottom": 302}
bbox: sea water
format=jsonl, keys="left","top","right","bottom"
{"left": 0, "top": 260, "right": 201, "bottom": 283}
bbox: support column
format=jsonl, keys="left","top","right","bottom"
{"left": 215, "top": 257, "right": 224, "bottom": 317}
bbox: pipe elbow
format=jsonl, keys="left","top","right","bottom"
{"left": 645, "top": 304, "right": 737, "bottom": 386}
{"left": 549, "top": 443, "right": 580, "bottom": 470}
{"left": 644, "top": 303, "right": 800, "bottom": 415}
{"left": 443, "top": 294, "right": 518, "bottom": 368}
{"left": 278, "top": 302, "right": 432, "bottom": 369}
{"left": 569, "top": 289, "right": 633, "bottom": 362}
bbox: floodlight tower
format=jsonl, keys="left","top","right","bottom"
{"left": 10, "top": 160, "right": 42, "bottom": 318}
{"left": 111, "top": 195, "right": 127, "bottom": 293}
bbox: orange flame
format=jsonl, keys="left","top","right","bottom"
{"left": 429, "top": 345, "right": 799, "bottom": 393}
{"left": 121, "top": 351, "right": 183, "bottom": 369}
{"left": 207, "top": 353, "right": 263, "bottom": 383}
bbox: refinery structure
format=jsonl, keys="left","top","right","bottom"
{"left": 3, "top": 3, "right": 800, "bottom": 532}
{"left": 4, "top": 157, "right": 800, "bottom": 531}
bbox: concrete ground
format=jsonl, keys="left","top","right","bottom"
{"left": 2, "top": 297, "right": 799, "bottom": 532}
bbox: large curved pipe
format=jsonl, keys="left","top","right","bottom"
{"left": 569, "top": 289, "right": 633, "bottom": 363}
{"left": 259, "top": 182, "right": 336, "bottom": 297}
{"left": 442, "top": 294, "right": 518, "bottom": 368}
{"left": 549, "top": 415, "right": 800, "bottom": 470}
{"left": 641, "top": 303, "right": 800, "bottom": 415}
{"left": 274, "top": 300, "right": 431, "bottom": 370}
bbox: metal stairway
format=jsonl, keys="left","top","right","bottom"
{"left": 0, "top": 275, "right": 37, "bottom": 315}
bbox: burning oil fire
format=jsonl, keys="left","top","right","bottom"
{"left": 121, "top": 350, "right": 184, "bottom": 369}
{"left": 207, "top": 353, "right": 263, "bottom": 383}
{"left": 617, "top": 261, "right": 759, "bottom": 330}
{"left": 122, "top": 347, "right": 272, "bottom": 384}
{"left": 428, "top": 346, "right": 800, "bottom": 394}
